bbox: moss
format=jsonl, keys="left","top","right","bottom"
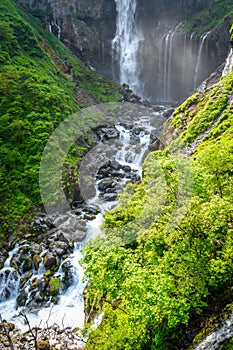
{"left": 48, "top": 277, "right": 60, "bottom": 296}
{"left": 33, "top": 254, "right": 42, "bottom": 270}
{"left": 36, "top": 340, "right": 50, "bottom": 350}
{"left": 179, "top": 0, "right": 233, "bottom": 36}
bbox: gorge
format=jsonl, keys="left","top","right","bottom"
{"left": 16, "top": 0, "right": 231, "bottom": 102}
{"left": 1, "top": 0, "right": 233, "bottom": 349}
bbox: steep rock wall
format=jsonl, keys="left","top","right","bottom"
{"left": 16, "top": 0, "right": 230, "bottom": 102}
{"left": 16, "top": 0, "right": 116, "bottom": 78}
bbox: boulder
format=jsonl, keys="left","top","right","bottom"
{"left": 111, "top": 160, "right": 121, "bottom": 170}
{"left": 98, "top": 179, "right": 113, "bottom": 191}
{"left": 16, "top": 289, "right": 27, "bottom": 306}
{"left": 122, "top": 165, "right": 131, "bottom": 172}
{"left": 43, "top": 253, "right": 58, "bottom": 269}
{"left": 33, "top": 254, "right": 42, "bottom": 270}
{"left": 103, "top": 193, "right": 117, "bottom": 201}
{"left": 48, "top": 277, "right": 60, "bottom": 296}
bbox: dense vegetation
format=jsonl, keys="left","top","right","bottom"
{"left": 180, "top": 0, "right": 233, "bottom": 35}
{"left": 0, "top": 0, "right": 121, "bottom": 242}
{"left": 82, "top": 70, "right": 233, "bottom": 348}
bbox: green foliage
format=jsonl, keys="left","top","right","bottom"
{"left": 169, "top": 72, "right": 233, "bottom": 147}
{"left": 0, "top": 0, "right": 121, "bottom": 242}
{"left": 180, "top": 0, "right": 233, "bottom": 36}
{"left": 82, "top": 66, "right": 233, "bottom": 349}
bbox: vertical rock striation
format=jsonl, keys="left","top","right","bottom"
{"left": 16, "top": 0, "right": 230, "bottom": 102}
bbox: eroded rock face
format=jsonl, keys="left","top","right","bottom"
{"left": 16, "top": 0, "right": 116, "bottom": 79}
{"left": 16, "top": 0, "right": 229, "bottom": 102}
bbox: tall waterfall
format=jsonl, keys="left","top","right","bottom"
{"left": 222, "top": 48, "right": 233, "bottom": 76}
{"left": 193, "top": 31, "right": 211, "bottom": 88}
{"left": 112, "top": 0, "right": 142, "bottom": 95}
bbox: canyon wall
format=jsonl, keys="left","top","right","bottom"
{"left": 16, "top": 0, "right": 231, "bottom": 102}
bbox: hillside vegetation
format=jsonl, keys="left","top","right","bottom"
{"left": 82, "top": 70, "right": 233, "bottom": 349}
{"left": 0, "top": 0, "right": 121, "bottom": 242}
{"left": 181, "top": 0, "right": 233, "bottom": 35}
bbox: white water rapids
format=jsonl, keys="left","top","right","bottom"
{"left": 112, "top": 0, "right": 143, "bottom": 95}
{"left": 0, "top": 119, "right": 158, "bottom": 338}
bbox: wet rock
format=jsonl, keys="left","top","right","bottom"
{"left": 103, "top": 193, "right": 118, "bottom": 201}
{"left": 61, "top": 260, "right": 73, "bottom": 289}
{"left": 20, "top": 271, "right": 33, "bottom": 287}
{"left": 49, "top": 241, "right": 69, "bottom": 257}
{"left": 98, "top": 179, "right": 113, "bottom": 191}
{"left": 111, "top": 170, "right": 124, "bottom": 178}
{"left": 34, "top": 291, "right": 45, "bottom": 303}
{"left": 34, "top": 277, "right": 47, "bottom": 292}
{"left": 85, "top": 205, "right": 100, "bottom": 215}
{"left": 111, "top": 159, "right": 121, "bottom": 170}
{"left": 10, "top": 254, "right": 21, "bottom": 271}
{"left": 60, "top": 227, "right": 86, "bottom": 242}
{"left": 16, "top": 289, "right": 27, "bottom": 306}
{"left": 22, "top": 256, "right": 33, "bottom": 273}
{"left": 84, "top": 213, "right": 96, "bottom": 220}
{"left": 162, "top": 107, "right": 175, "bottom": 119}
{"left": 32, "top": 215, "right": 55, "bottom": 232}
{"left": 56, "top": 232, "right": 70, "bottom": 245}
{"left": 122, "top": 165, "right": 131, "bottom": 172}
{"left": 125, "top": 151, "right": 134, "bottom": 163}
{"left": 49, "top": 277, "right": 60, "bottom": 296}
{"left": 33, "top": 254, "right": 42, "bottom": 270}
{"left": 43, "top": 253, "right": 58, "bottom": 269}
{"left": 30, "top": 243, "right": 42, "bottom": 255}
{"left": 36, "top": 340, "right": 50, "bottom": 350}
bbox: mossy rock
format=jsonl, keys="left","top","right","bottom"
{"left": 44, "top": 269, "right": 52, "bottom": 277}
{"left": 20, "top": 271, "right": 33, "bottom": 287}
{"left": 33, "top": 254, "right": 42, "bottom": 270}
{"left": 36, "top": 340, "right": 50, "bottom": 350}
{"left": 48, "top": 277, "right": 60, "bottom": 296}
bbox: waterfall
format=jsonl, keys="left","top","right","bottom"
{"left": 49, "top": 20, "right": 61, "bottom": 40}
{"left": 163, "top": 29, "right": 176, "bottom": 101}
{"left": 194, "top": 314, "right": 233, "bottom": 350}
{"left": 194, "top": 31, "right": 211, "bottom": 88}
{"left": 222, "top": 48, "right": 233, "bottom": 76}
{"left": 112, "top": 0, "right": 142, "bottom": 95}
{"left": 0, "top": 105, "right": 169, "bottom": 336}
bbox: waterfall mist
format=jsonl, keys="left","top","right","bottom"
{"left": 111, "top": 0, "right": 228, "bottom": 103}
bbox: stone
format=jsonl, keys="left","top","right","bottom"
{"left": 35, "top": 277, "right": 47, "bottom": 292}
{"left": 103, "top": 193, "right": 117, "bottom": 201}
{"left": 111, "top": 160, "right": 121, "bottom": 170}
{"left": 33, "top": 254, "right": 42, "bottom": 270}
{"left": 22, "top": 256, "right": 33, "bottom": 273}
{"left": 43, "top": 253, "right": 57, "bottom": 268}
{"left": 20, "top": 271, "right": 33, "bottom": 286}
{"left": 122, "top": 165, "right": 131, "bottom": 172}
{"left": 85, "top": 205, "right": 100, "bottom": 215}
{"left": 16, "top": 289, "right": 27, "bottom": 306}
{"left": 84, "top": 213, "right": 96, "bottom": 220}
{"left": 36, "top": 340, "right": 50, "bottom": 350}
{"left": 98, "top": 179, "right": 113, "bottom": 191}
{"left": 48, "top": 277, "right": 60, "bottom": 296}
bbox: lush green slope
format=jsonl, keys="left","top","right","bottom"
{"left": 180, "top": 0, "right": 233, "bottom": 35}
{"left": 82, "top": 70, "right": 233, "bottom": 348}
{"left": 0, "top": 0, "right": 121, "bottom": 242}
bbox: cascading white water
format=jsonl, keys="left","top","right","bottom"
{"left": 162, "top": 22, "right": 183, "bottom": 101}
{"left": 0, "top": 115, "right": 162, "bottom": 338}
{"left": 194, "top": 31, "right": 211, "bottom": 88}
{"left": 222, "top": 48, "right": 233, "bottom": 76}
{"left": 194, "top": 313, "right": 233, "bottom": 350}
{"left": 163, "top": 30, "right": 176, "bottom": 100}
{"left": 112, "top": 0, "right": 142, "bottom": 94}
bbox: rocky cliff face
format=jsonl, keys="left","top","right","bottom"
{"left": 16, "top": 0, "right": 230, "bottom": 102}
{"left": 17, "top": 0, "right": 116, "bottom": 78}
